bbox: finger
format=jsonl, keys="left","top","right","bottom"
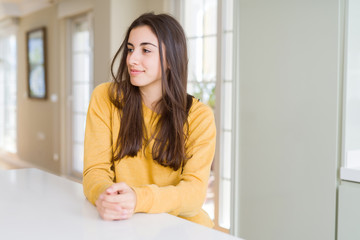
{"left": 106, "top": 182, "right": 130, "bottom": 194}
{"left": 96, "top": 195, "right": 120, "bottom": 211}
{"left": 99, "top": 209, "right": 122, "bottom": 221}
{"left": 96, "top": 201, "right": 121, "bottom": 220}
{"left": 114, "top": 208, "right": 134, "bottom": 220}
{"left": 118, "top": 210, "right": 133, "bottom": 220}
{"left": 98, "top": 206, "right": 132, "bottom": 221}
{"left": 103, "top": 193, "right": 136, "bottom": 209}
{"left": 101, "top": 201, "right": 123, "bottom": 211}
{"left": 103, "top": 192, "right": 131, "bottom": 203}
{"left": 96, "top": 194, "right": 105, "bottom": 207}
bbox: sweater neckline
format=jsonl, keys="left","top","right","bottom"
{"left": 142, "top": 101, "right": 159, "bottom": 119}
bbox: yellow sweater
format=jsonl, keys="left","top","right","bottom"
{"left": 83, "top": 82, "right": 216, "bottom": 227}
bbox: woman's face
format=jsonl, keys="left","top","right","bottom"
{"left": 126, "top": 25, "right": 164, "bottom": 94}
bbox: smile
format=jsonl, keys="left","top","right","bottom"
{"left": 129, "top": 69, "right": 144, "bottom": 76}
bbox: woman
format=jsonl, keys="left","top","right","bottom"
{"left": 83, "top": 12, "right": 216, "bottom": 228}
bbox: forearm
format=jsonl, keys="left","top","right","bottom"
{"left": 83, "top": 83, "right": 115, "bottom": 205}
{"left": 132, "top": 172, "right": 209, "bottom": 217}
{"left": 83, "top": 169, "right": 114, "bottom": 205}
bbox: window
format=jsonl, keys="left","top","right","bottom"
{"left": 184, "top": 0, "right": 217, "bottom": 108}
{"left": 0, "top": 31, "right": 17, "bottom": 153}
{"left": 341, "top": 0, "right": 360, "bottom": 182}
{"left": 67, "top": 13, "right": 93, "bottom": 178}
{"left": 180, "top": 0, "right": 234, "bottom": 232}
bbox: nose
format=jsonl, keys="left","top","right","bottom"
{"left": 127, "top": 49, "right": 140, "bottom": 65}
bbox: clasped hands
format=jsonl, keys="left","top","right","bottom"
{"left": 95, "top": 182, "right": 137, "bottom": 221}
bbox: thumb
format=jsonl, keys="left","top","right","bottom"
{"left": 106, "top": 182, "right": 129, "bottom": 194}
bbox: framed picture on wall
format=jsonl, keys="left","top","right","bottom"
{"left": 26, "top": 27, "right": 47, "bottom": 99}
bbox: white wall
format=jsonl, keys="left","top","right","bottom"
{"left": 338, "top": 182, "right": 360, "bottom": 240}
{"left": 337, "top": 1, "right": 360, "bottom": 239}
{"left": 235, "top": 0, "right": 340, "bottom": 239}
{"left": 17, "top": 5, "right": 61, "bottom": 174}
{"left": 93, "top": 0, "right": 111, "bottom": 86}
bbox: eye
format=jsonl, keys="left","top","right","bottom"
{"left": 127, "top": 48, "right": 134, "bottom": 53}
{"left": 143, "top": 48, "right": 151, "bottom": 53}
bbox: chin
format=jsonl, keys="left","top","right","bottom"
{"left": 130, "top": 81, "right": 148, "bottom": 88}
{"left": 130, "top": 79, "right": 140, "bottom": 87}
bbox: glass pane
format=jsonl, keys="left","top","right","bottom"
{"left": 224, "top": 32, "right": 233, "bottom": 81}
{"left": 346, "top": 150, "right": 360, "bottom": 169}
{"left": 224, "top": 0, "right": 233, "bottom": 31}
{"left": 187, "top": 82, "right": 196, "bottom": 97}
{"left": 0, "top": 62, "right": 4, "bottom": 147}
{"left": 73, "top": 21, "right": 90, "bottom": 52}
{"left": 204, "top": 0, "right": 217, "bottom": 35}
{"left": 72, "top": 143, "right": 84, "bottom": 173}
{"left": 188, "top": 38, "right": 203, "bottom": 82}
{"left": 223, "top": 82, "right": 232, "bottom": 130}
{"left": 221, "top": 131, "right": 231, "bottom": 179}
{"left": 344, "top": 0, "right": 360, "bottom": 169}
{"left": 219, "top": 178, "right": 231, "bottom": 229}
{"left": 0, "top": 34, "right": 17, "bottom": 153}
{"left": 72, "top": 53, "right": 90, "bottom": 82}
{"left": 5, "top": 106, "right": 16, "bottom": 128}
{"left": 188, "top": 81, "right": 216, "bottom": 109}
{"left": 203, "top": 171, "right": 215, "bottom": 220}
{"left": 73, "top": 83, "right": 90, "bottom": 113}
{"left": 203, "top": 36, "right": 217, "bottom": 81}
{"left": 72, "top": 113, "right": 87, "bottom": 143}
{"left": 70, "top": 13, "right": 93, "bottom": 177}
{"left": 184, "top": 0, "right": 203, "bottom": 37}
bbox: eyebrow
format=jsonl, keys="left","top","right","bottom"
{"left": 127, "top": 42, "right": 158, "bottom": 48}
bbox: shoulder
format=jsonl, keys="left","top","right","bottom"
{"left": 186, "top": 98, "right": 216, "bottom": 149}
{"left": 88, "top": 82, "right": 114, "bottom": 111}
{"left": 188, "top": 98, "right": 214, "bottom": 122}
{"left": 188, "top": 98, "right": 215, "bottom": 130}
{"left": 92, "top": 82, "right": 112, "bottom": 97}
{"left": 90, "top": 82, "right": 112, "bottom": 102}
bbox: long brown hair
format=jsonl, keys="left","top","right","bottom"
{"left": 109, "top": 13, "right": 192, "bottom": 171}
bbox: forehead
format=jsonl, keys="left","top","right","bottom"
{"left": 128, "top": 25, "right": 158, "bottom": 44}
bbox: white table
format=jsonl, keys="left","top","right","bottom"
{"left": 0, "top": 168, "right": 243, "bottom": 240}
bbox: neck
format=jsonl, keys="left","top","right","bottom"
{"left": 140, "top": 88, "right": 162, "bottom": 112}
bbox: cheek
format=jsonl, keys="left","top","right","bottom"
{"left": 151, "top": 58, "right": 162, "bottom": 75}
{"left": 149, "top": 61, "right": 161, "bottom": 77}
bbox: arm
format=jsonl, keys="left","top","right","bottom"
{"left": 132, "top": 102, "right": 216, "bottom": 218}
{"left": 83, "top": 83, "right": 115, "bottom": 205}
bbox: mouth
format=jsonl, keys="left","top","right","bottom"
{"left": 129, "top": 68, "right": 144, "bottom": 76}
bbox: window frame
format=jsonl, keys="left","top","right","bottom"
{"left": 340, "top": 0, "right": 360, "bottom": 183}
{"left": 179, "top": 0, "right": 235, "bottom": 233}
{"left": 65, "top": 12, "right": 94, "bottom": 179}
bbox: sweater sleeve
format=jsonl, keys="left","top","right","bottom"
{"left": 132, "top": 102, "right": 216, "bottom": 218}
{"left": 83, "top": 83, "right": 115, "bottom": 205}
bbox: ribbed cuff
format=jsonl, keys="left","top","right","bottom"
{"left": 132, "top": 185, "right": 154, "bottom": 213}
{"left": 85, "top": 181, "right": 113, "bottom": 205}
